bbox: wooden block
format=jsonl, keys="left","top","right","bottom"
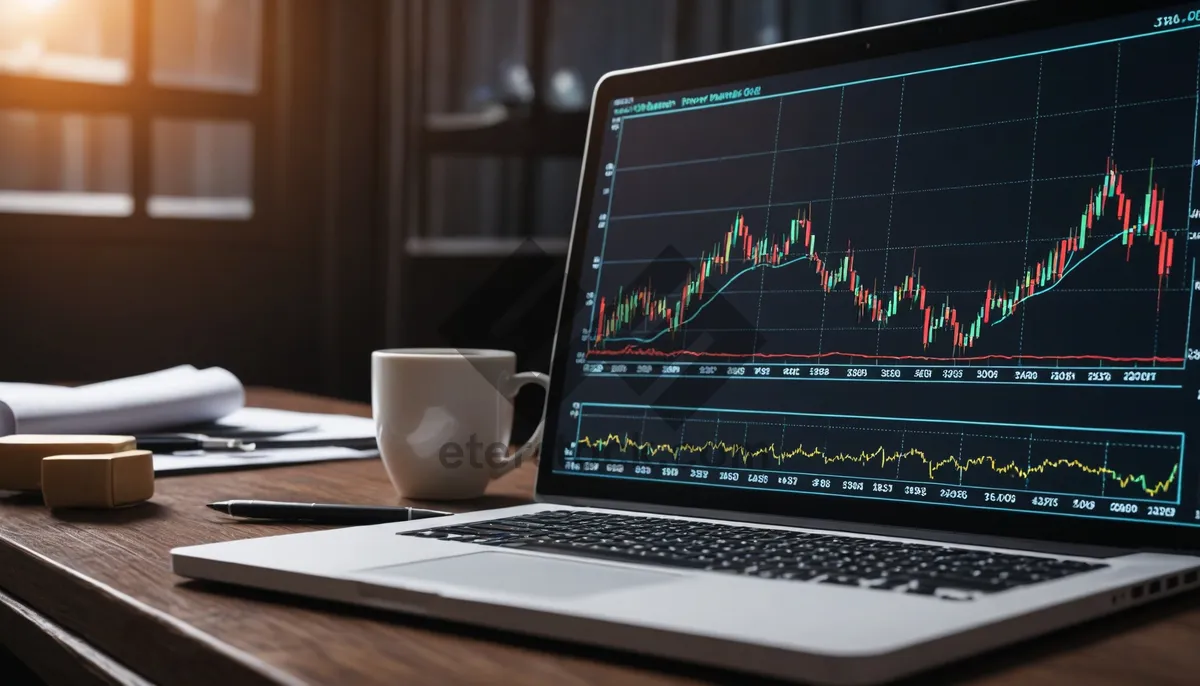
{"left": 41, "top": 450, "right": 155, "bottom": 509}
{"left": 0, "top": 435, "right": 136, "bottom": 491}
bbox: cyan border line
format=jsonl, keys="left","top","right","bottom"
{"left": 579, "top": 400, "right": 1185, "bottom": 500}
{"left": 1180, "top": 430, "right": 1187, "bottom": 505}
{"left": 621, "top": 24, "right": 1200, "bottom": 121}
{"left": 1187, "top": 259, "right": 1197, "bottom": 369}
{"left": 565, "top": 457, "right": 1176, "bottom": 504}
{"left": 579, "top": 402, "right": 1185, "bottom": 438}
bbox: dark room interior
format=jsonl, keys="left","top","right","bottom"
{"left": 3, "top": 2, "right": 1200, "bottom": 685}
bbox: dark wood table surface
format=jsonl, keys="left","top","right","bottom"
{"left": 1, "top": 388, "right": 1198, "bottom": 686}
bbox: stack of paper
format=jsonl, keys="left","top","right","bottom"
{"left": 201, "top": 407, "right": 378, "bottom": 448}
{"left": 153, "top": 408, "right": 378, "bottom": 474}
{"left": 0, "top": 365, "right": 244, "bottom": 435}
{"left": 0, "top": 367, "right": 380, "bottom": 475}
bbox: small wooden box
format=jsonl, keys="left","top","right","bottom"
{"left": 0, "top": 435, "right": 136, "bottom": 491}
{"left": 41, "top": 450, "right": 155, "bottom": 509}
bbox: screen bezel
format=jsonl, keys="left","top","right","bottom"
{"left": 536, "top": 0, "right": 1200, "bottom": 552}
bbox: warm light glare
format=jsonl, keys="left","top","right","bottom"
{"left": 18, "top": 0, "right": 60, "bottom": 12}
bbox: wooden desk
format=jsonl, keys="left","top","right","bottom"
{"left": 0, "top": 389, "right": 1197, "bottom": 686}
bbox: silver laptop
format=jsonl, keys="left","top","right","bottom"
{"left": 173, "top": 1, "right": 1200, "bottom": 682}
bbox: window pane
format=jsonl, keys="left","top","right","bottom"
{"left": 152, "top": 0, "right": 261, "bottom": 93}
{"left": 0, "top": 0, "right": 131, "bottom": 84}
{"left": 0, "top": 110, "right": 131, "bottom": 216}
{"left": 150, "top": 119, "right": 253, "bottom": 220}
{"left": 546, "top": 0, "right": 669, "bottom": 109}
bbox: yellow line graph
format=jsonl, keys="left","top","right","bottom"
{"left": 577, "top": 433, "right": 1178, "bottom": 497}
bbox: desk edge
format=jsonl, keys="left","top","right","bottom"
{"left": 0, "top": 535, "right": 306, "bottom": 686}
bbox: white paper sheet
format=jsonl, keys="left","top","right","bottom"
{"left": 210, "top": 407, "right": 377, "bottom": 447}
{"left": 0, "top": 365, "right": 245, "bottom": 434}
{"left": 153, "top": 446, "right": 378, "bottom": 474}
{"left": 201, "top": 406, "right": 326, "bottom": 437}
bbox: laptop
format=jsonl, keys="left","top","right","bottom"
{"left": 173, "top": 1, "right": 1200, "bottom": 682}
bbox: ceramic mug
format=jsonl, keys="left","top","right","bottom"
{"left": 371, "top": 348, "right": 549, "bottom": 500}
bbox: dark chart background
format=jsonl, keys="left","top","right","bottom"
{"left": 551, "top": 6, "right": 1200, "bottom": 532}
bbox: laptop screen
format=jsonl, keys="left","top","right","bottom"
{"left": 547, "top": 2, "right": 1200, "bottom": 538}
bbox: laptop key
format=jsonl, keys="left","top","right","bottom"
{"left": 821, "top": 574, "right": 866, "bottom": 587}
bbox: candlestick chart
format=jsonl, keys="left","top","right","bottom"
{"left": 580, "top": 26, "right": 1200, "bottom": 376}
{"left": 591, "top": 157, "right": 1187, "bottom": 366}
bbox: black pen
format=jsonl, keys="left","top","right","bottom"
{"left": 137, "top": 434, "right": 257, "bottom": 452}
{"left": 207, "top": 499, "right": 452, "bottom": 525}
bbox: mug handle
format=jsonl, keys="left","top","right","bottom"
{"left": 491, "top": 371, "right": 551, "bottom": 478}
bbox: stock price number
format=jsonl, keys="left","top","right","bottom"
{"left": 1155, "top": 10, "right": 1200, "bottom": 28}
{"left": 563, "top": 460, "right": 600, "bottom": 472}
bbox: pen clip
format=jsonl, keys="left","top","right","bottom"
{"left": 195, "top": 436, "right": 257, "bottom": 451}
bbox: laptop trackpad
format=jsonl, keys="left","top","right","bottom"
{"left": 363, "top": 551, "right": 680, "bottom": 599}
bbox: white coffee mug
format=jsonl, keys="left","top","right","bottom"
{"left": 372, "top": 348, "right": 550, "bottom": 500}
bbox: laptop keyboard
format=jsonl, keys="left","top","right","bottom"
{"left": 399, "top": 510, "right": 1108, "bottom": 600}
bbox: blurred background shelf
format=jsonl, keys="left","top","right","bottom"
{"left": 424, "top": 106, "right": 588, "bottom": 157}
{"left": 405, "top": 235, "right": 570, "bottom": 257}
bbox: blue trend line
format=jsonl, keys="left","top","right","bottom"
{"left": 603, "top": 255, "right": 810, "bottom": 345}
{"left": 992, "top": 230, "right": 1127, "bottom": 326}
{"left": 603, "top": 228, "right": 1149, "bottom": 346}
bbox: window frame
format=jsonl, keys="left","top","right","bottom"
{"left": 0, "top": 0, "right": 277, "bottom": 242}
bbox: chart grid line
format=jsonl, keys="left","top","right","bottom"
{"left": 614, "top": 95, "right": 1193, "bottom": 175}
{"left": 619, "top": 24, "right": 1200, "bottom": 121}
